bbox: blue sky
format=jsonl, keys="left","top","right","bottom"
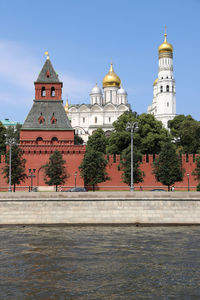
{"left": 0, "top": 0, "right": 199, "bottom": 123}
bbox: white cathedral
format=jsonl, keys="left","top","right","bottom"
{"left": 65, "top": 64, "right": 130, "bottom": 142}
{"left": 147, "top": 30, "right": 176, "bottom": 128}
{"left": 65, "top": 30, "right": 176, "bottom": 142}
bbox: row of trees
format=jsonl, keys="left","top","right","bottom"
{"left": 78, "top": 111, "right": 200, "bottom": 190}
{"left": 0, "top": 111, "right": 200, "bottom": 191}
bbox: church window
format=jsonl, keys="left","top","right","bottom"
{"left": 167, "top": 102, "right": 169, "bottom": 107}
{"left": 110, "top": 91, "right": 112, "bottom": 102}
{"left": 95, "top": 96, "right": 97, "bottom": 103}
{"left": 95, "top": 117, "right": 97, "bottom": 123}
{"left": 109, "top": 117, "right": 111, "bottom": 123}
{"left": 160, "top": 86, "right": 163, "bottom": 93}
{"left": 46, "top": 71, "right": 50, "bottom": 78}
{"left": 161, "top": 77, "right": 163, "bottom": 79}
{"left": 83, "top": 117, "right": 85, "bottom": 123}
{"left": 41, "top": 87, "right": 46, "bottom": 97}
{"left": 51, "top": 87, "right": 55, "bottom": 97}
{"left": 166, "top": 85, "right": 169, "bottom": 92}
{"left": 172, "top": 86, "right": 174, "bottom": 92}
{"left": 166, "top": 76, "right": 168, "bottom": 79}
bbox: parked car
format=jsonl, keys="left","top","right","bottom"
{"left": 66, "top": 187, "right": 87, "bottom": 192}
{"left": 151, "top": 189, "right": 166, "bottom": 192}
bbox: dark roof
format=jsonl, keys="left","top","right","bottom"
{"left": 22, "top": 100, "right": 72, "bottom": 130}
{"left": 36, "top": 59, "right": 61, "bottom": 83}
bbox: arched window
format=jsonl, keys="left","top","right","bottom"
{"left": 166, "top": 85, "right": 169, "bottom": 92}
{"left": 51, "top": 87, "right": 55, "bottom": 97}
{"left": 36, "top": 137, "right": 43, "bottom": 142}
{"left": 41, "top": 87, "right": 46, "bottom": 97}
{"left": 51, "top": 137, "right": 58, "bottom": 144}
{"left": 160, "top": 86, "right": 163, "bottom": 93}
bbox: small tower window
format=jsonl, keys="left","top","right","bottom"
{"left": 172, "top": 86, "right": 174, "bottom": 92}
{"left": 51, "top": 87, "right": 55, "bottom": 97}
{"left": 83, "top": 117, "right": 85, "bottom": 123}
{"left": 110, "top": 90, "right": 112, "bottom": 102}
{"left": 95, "top": 117, "right": 97, "bottom": 123}
{"left": 160, "top": 86, "right": 163, "bottom": 93}
{"left": 41, "top": 87, "right": 46, "bottom": 97}
{"left": 166, "top": 85, "right": 169, "bottom": 92}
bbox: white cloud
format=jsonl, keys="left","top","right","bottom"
{"left": 0, "top": 40, "right": 93, "bottom": 110}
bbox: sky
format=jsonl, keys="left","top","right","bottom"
{"left": 0, "top": 0, "right": 199, "bottom": 123}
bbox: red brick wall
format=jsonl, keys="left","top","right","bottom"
{"left": 0, "top": 152, "right": 199, "bottom": 191}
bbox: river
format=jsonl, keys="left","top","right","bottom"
{"left": 0, "top": 225, "right": 200, "bottom": 299}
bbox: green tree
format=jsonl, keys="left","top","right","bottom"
{"left": 0, "top": 121, "right": 6, "bottom": 155}
{"left": 6, "top": 123, "right": 22, "bottom": 143}
{"left": 74, "top": 134, "right": 84, "bottom": 145}
{"left": 119, "top": 145, "right": 144, "bottom": 185}
{"left": 153, "top": 140, "right": 184, "bottom": 191}
{"left": 87, "top": 128, "right": 107, "bottom": 153}
{"left": 79, "top": 150, "right": 109, "bottom": 191}
{"left": 107, "top": 112, "right": 169, "bottom": 155}
{"left": 43, "top": 150, "right": 68, "bottom": 191}
{"left": 192, "top": 156, "right": 200, "bottom": 191}
{"left": 2, "top": 145, "right": 27, "bottom": 192}
{"left": 169, "top": 115, "right": 200, "bottom": 154}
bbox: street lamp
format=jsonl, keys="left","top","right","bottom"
{"left": 74, "top": 171, "right": 78, "bottom": 188}
{"left": 5, "top": 136, "right": 17, "bottom": 192}
{"left": 28, "top": 169, "right": 36, "bottom": 192}
{"left": 187, "top": 173, "right": 190, "bottom": 192}
{"left": 126, "top": 122, "right": 139, "bottom": 192}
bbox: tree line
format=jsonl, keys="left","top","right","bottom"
{"left": 0, "top": 111, "right": 200, "bottom": 191}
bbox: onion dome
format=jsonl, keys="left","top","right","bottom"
{"left": 90, "top": 83, "right": 102, "bottom": 95}
{"left": 117, "top": 85, "right": 127, "bottom": 95}
{"left": 158, "top": 30, "right": 173, "bottom": 58}
{"left": 153, "top": 78, "right": 158, "bottom": 86}
{"left": 102, "top": 63, "right": 121, "bottom": 88}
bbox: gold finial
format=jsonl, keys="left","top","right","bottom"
{"left": 164, "top": 25, "right": 167, "bottom": 41}
{"left": 109, "top": 63, "right": 114, "bottom": 73}
{"left": 45, "top": 51, "right": 49, "bottom": 60}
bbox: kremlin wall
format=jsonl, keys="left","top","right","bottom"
{"left": 0, "top": 34, "right": 199, "bottom": 192}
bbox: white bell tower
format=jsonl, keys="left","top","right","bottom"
{"left": 148, "top": 28, "right": 176, "bottom": 128}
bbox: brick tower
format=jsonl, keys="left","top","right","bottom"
{"left": 20, "top": 54, "right": 85, "bottom": 187}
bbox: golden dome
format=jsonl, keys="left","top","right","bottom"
{"left": 158, "top": 32, "right": 173, "bottom": 53}
{"left": 153, "top": 78, "right": 158, "bottom": 86}
{"left": 102, "top": 63, "right": 121, "bottom": 88}
{"left": 64, "top": 99, "right": 69, "bottom": 113}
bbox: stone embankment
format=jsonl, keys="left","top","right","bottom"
{"left": 1, "top": 192, "right": 200, "bottom": 225}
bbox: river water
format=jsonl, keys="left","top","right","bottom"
{"left": 0, "top": 225, "right": 200, "bottom": 299}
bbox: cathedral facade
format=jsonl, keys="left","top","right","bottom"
{"left": 147, "top": 31, "right": 176, "bottom": 128}
{"left": 66, "top": 64, "right": 130, "bottom": 142}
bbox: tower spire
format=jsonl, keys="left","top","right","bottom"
{"left": 45, "top": 51, "right": 49, "bottom": 60}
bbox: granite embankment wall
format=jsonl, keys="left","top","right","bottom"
{"left": 1, "top": 192, "right": 200, "bottom": 224}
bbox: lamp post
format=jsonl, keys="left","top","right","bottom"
{"left": 5, "top": 136, "right": 16, "bottom": 192}
{"left": 126, "top": 122, "right": 139, "bottom": 192}
{"left": 28, "top": 169, "right": 36, "bottom": 192}
{"left": 74, "top": 171, "right": 78, "bottom": 188}
{"left": 187, "top": 173, "right": 190, "bottom": 192}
